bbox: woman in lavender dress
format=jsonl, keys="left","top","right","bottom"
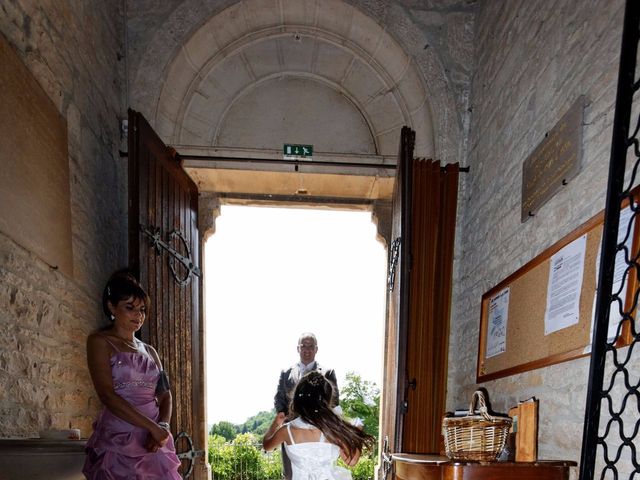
{"left": 83, "top": 270, "right": 181, "bottom": 479}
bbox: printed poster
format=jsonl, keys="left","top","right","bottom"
{"left": 486, "top": 287, "right": 510, "bottom": 358}
{"left": 545, "top": 234, "right": 587, "bottom": 335}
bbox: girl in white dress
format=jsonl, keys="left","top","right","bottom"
{"left": 263, "top": 371, "right": 374, "bottom": 480}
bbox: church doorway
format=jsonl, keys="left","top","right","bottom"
{"left": 129, "top": 111, "right": 457, "bottom": 479}
{"left": 204, "top": 204, "right": 387, "bottom": 428}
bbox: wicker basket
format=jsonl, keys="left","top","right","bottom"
{"left": 442, "top": 390, "right": 512, "bottom": 461}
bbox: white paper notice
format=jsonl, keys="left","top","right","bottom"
{"left": 486, "top": 287, "right": 510, "bottom": 358}
{"left": 591, "top": 204, "right": 635, "bottom": 343}
{"left": 545, "top": 234, "right": 587, "bottom": 335}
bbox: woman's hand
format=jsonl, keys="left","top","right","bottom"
{"left": 145, "top": 424, "right": 170, "bottom": 452}
{"left": 145, "top": 434, "right": 160, "bottom": 452}
{"left": 151, "top": 424, "right": 171, "bottom": 447}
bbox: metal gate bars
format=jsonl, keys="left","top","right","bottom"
{"left": 579, "top": 1, "right": 640, "bottom": 479}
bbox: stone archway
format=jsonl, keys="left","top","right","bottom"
{"left": 128, "top": 0, "right": 469, "bottom": 166}
{"left": 153, "top": 0, "right": 436, "bottom": 159}
{"left": 125, "top": 3, "right": 470, "bottom": 478}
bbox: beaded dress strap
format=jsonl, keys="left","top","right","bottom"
{"left": 286, "top": 423, "right": 295, "bottom": 445}
{"left": 101, "top": 334, "right": 121, "bottom": 353}
{"left": 142, "top": 343, "right": 159, "bottom": 366}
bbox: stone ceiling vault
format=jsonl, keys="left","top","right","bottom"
{"left": 156, "top": 0, "right": 435, "bottom": 162}
{"left": 129, "top": 0, "right": 467, "bottom": 200}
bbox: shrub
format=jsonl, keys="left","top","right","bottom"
{"left": 350, "top": 455, "right": 376, "bottom": 480}
{"left": 208, "top": 433, "right": 283, "bottom": 480}
{"left": 337, "top": 450, "right": 376, "bottom": 480}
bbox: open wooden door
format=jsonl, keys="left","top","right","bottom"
{"left": 128, "top": 109, "right": 206, "bottom": 479}
{"left": 379, "top": 128, "right": 460, "bottom": 475}
{"left": 379, "top": 126, "right": 415, "bottom": 475}
{"left": 402, "top": 159, "right": 459, "bottom": 453}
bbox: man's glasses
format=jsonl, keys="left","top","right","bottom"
{"left": 298, "top": 344, "right": 316, "bottom": 350}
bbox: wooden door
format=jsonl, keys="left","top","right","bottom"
{"left": 128, "top": 109, "right": 204, "bottom": 479}
{"left": 402, "top": 159, "right": 459, "bottom": 453}
{"left": 379, "top": 128, "right": 459, "bottom": 466}
{"left": 380, "top": 126, "right": 415, "bottom": 462}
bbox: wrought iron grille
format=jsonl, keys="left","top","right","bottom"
{"left": 579, "top": 1, "right": 640, "bottom": 480}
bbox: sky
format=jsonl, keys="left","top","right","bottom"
{"left": 204, "top": 205, "right": 387, "bottom": 426}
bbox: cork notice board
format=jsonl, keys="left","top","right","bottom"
{"left": 477, "top": 198, "right": 637, "bottom": 382}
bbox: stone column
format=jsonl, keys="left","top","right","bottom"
{"left": 199, "top": 193, "right": 221, "bottom": 242}
{"left": 371, "top": 200, "right": 392, "bottom": 249}
{"left": 195, "top": 192, "right": 221, "bottom": 480}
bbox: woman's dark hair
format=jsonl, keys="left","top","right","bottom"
{"left": 102, "top": 269, "right": 150, "bottom": 318}
{"left": 291, "top": 371, "right": 374, "bottom": 459}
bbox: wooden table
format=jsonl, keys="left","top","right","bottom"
{"left": 392, "top": 453, "right": 577, "bottom": 480}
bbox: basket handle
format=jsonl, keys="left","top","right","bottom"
{"left": 469, "top": 390, "right": 493, "bottom": 420}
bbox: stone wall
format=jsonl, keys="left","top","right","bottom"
{"left": 449, "top": 0, "right": 627, "bottom": 471}
{"left": 0, "top": 1, "right": 126, "bottom": 437}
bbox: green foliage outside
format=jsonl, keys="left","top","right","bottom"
{"left": 210, "top": 410, "right": 276, "bottom": 439}
{"left": 337, "top": 455, "right": 377, "bottom": 480}
{"left": 339, "top": 372, "right": 380, "bottom": 449}
{"left": 208, "top": 373, "right": 380, "bottom": 480}
{"left": 339, "top": 372, "right": 380, "bottom": 480}
{"left": 237, "top": 410, "right": 276, "bottom": 436}
{"left": 210, "top": 421, "right": 238, "bottom": 441}
{"left": 208, "top": 433, "right": 282, "bottom": 480}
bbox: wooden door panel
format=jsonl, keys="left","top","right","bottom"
{"left": 380, "top": 126, "right": 459, "bottom": 461}
{"left": 402, "top": 160, "right": 459, "bottom": 453}
{"left": 380, "top": 126, "right": 415, "bottom": 459}
{"left": 128, "top": 109, "right": 203, "bottom": 478}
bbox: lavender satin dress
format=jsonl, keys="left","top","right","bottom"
{"left": 83, "top": 348, "right": 182, "bottom": 479}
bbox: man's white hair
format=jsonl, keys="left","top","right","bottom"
{"left": 298, "top": 332, "right": 317, "bottom": 345}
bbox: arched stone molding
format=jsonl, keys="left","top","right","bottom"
{"left": 128, "top": 0, "right": 467, "bottom": 164}
{"left": 154, "top": 0, "right": 435, "bottom": 158}
{"left": 211, "top": 74, "right": 378, "bottom": 154}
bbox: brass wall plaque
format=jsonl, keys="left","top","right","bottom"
{"left": 521, "top": 96, "right": 584, "bottom": 222}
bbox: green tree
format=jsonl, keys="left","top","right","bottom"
{"left": 230, "top": 433, "right": 263, "bottom": 479}
{"left": 340, "top": 371, "right": 380, "bottom": 442}
{"left": 337, "top": 454, "right": 376, "bottom": 480}
{"left": 208, "top": 434, "right": 235, "bottom": 479}
{"left": 338, "top": 372, "right": 381, "bottom": 480}
{"left": 210, "top": 421, "right": 238, "bottom": 442}
{"left": 259, "top": 448, "right": 283, "bottom": 480}
{"left": 208, "top": 433, "right": 273, "bottom": 480}
{"left": 238, "top": 409, "right": 276, "bottom": 436}
{"left": 350, "top": 455, "right": 376, "bottom": 480}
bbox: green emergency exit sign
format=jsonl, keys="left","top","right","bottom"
{"left": 283, "top": 144, "right": 313, "bottom": 157}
